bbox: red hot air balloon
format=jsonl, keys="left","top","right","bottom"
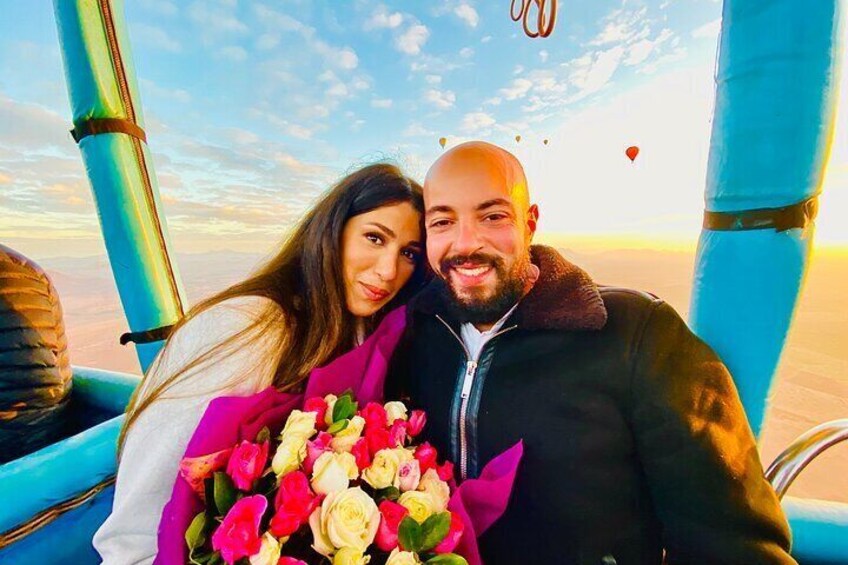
{"left": 625, "top": 146, "right": 639, "bottom": 163}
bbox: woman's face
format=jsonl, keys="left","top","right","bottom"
{"left": 341, "top": 201, "right": 423, "bottom": 317}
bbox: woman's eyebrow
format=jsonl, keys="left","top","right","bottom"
{"left": 366, "top": 222, "right": 396, "bottom": 238}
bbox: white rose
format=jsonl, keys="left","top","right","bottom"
{"left": 398, "top": 490, "right": 437, "bottom": 524}
{"left": 331, "top": 415, "right": 366, "bottom": 453}
{"left": 417, "top": 468, "right": 450, "bottom": 512}
{"left": 311, "top": 451, "right": 351, "bottom": 495}
{"left": 249, "top": 533, "right": 282, "bottom": 565}
{"left": 272, "top": 436, "right": 307, "bottom": 477}
{"left": 333, "top": 546, "right": 371, "bottom": 565}
{"left": 383, "top": 401, "right": 408, "bottom": 425}
{"left": 361, "top": 448, "right": 401, "bottom": 490}
{"left": 385, "top": 548, "right": 421, "bottom": 565}
{"left": 324, "top": 394, "right": 339, "bottom": 427}
{"left": 280, "top": 410, "right": 317, "bottom": 445}
{"left": 391, "top": 446, "right": 415, "bottom": 464}
{"left": 309, "top": 487, "right": 380, "bottom": 554}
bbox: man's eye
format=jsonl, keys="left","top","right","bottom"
{"left": 365, "top": 233, "right": 384, "bottom": 245}
{"left": 485, "top": 213, "right": 507, "bottom": 222}
{"left": 429, "top": 219, "right": 452, "bottom": 228}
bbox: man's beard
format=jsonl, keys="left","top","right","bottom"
{"left": 436, "top": 251, "right": 530, "bottom": 325}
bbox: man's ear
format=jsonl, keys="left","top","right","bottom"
{"left": 526, "top": 204, "right": 539, "bottom": 240}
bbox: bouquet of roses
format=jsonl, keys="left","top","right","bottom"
{"left": 181, "top": 392, "right": 468, "bottom": 565}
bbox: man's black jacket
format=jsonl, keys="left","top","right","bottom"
{"left": 387, "top": 245, "right": 794, "bottom": 565}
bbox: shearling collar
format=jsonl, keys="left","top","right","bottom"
{"left": 410, "top": 245, "right": 608, "bottom": 331}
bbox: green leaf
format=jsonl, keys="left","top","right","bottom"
{"left": 326, "top": 418, "right": 349, "bottom": 435}
{"left": 255, "top": 426, "right": 271, "bottom": 443}
{"left": 425, "top": 554, "right": 469, "bottom": 565}
{"left": 207, "top": 552, "right": 224, "bottom": 565}
{"left": 213, "top": 472, "right": 237, "bottom": 515}
{"left": 375, "top": 486, "right": 401, "bottom": 503}
{"left": 332, "top": 394, "right": 357, "bottom": 422}
{"left": 398, "top": 515, "right": 423, "bottom": 553}
{"left": 420, "top": 512, "right": 452, "bottom": 552}
{"left": 185, "top": 511, "right": 207, "bottom": 550}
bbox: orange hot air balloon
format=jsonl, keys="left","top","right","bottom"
{"left": 625, "top": 146, "right": 639, "bottom": 162}
{"left": 515, "top": 135, "right": 521, "bottom": 143}
{"left": 439, "top": 137, "right": 447, "bottom": 149}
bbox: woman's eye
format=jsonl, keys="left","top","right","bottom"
{"left": 401, "top": 249, "right": 419, "bottom": 262}
{"left": 365, "top": 233, "right": 384, "bottom": 245}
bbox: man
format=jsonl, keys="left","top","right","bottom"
{"left": 387, "top": 141, "right": 794, "bottom": 564}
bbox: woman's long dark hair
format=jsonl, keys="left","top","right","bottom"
{"left": 119, "top": 163, "right": 426, "bottom": 453}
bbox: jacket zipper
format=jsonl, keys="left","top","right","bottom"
{"left": 436, "top": 315, "right": 516, "bottom": 479}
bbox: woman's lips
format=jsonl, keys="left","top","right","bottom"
{"left": 360, "top": 282, "right": 390, "bottom": 301}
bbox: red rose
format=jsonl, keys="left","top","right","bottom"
{"left": 434, "top": 511, "right": 465, "bottom": 554}
{"left": 304, "top": 396, "right": 329, "bottom": 430}
{"left": 226, "top": 440, "right": 269, "bottom": 491}
{"left": 436, "top": 460, "right": 455, "bottom": 482}
{"left": 365, "top": 426, "right": 391, "bottom": 456}
{"left": 211, "top": 495, "right": 267, "bottom": 564}
{"left": 388, "top": 420, "right": 407, "bottom": 448}
{"left": 407, "top": 410, "right": 427, "bottom": 437}
{"left": 351, "top": 437, "right": 372, "bottom": 471}
{"left": 414, "top": 442, "right": 438, "bottom": 474}
{"left": 375, "top": 500, "right": 409, "bottom": 552}
{"left": 361, "top": 401, "right": 388, "bottom": 431}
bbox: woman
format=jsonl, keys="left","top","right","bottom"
{"left": 93, "top": 163, "right": 427, "bottom": 564}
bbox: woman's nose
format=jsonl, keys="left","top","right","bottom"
{"left": 374, "top": 250, "right": 398, "bottom": 282}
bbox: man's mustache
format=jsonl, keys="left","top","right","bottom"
{"left": 439, "top": 252, "right": 504, "bottom": 277}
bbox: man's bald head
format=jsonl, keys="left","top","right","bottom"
{"left": 422, "top": 140, "right": 540, "bottom": 329}
{"left": 425, "top": 141, "right": 531, "bottom": 214}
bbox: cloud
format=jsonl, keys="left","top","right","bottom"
{"left": 461, "top": 112, "right": 496, "bottom": 133}
{"left": 692, "top": 18, "right": 722, "bottom": 40}
{"left": 481, "top": 35, "right": 492, "bottom": 43}
{"left": 187, "top": 1, "right": 248, "bottom": 39}
{"left": 499, "top": 78, "right": 533, "bottom": 100}
{"left": 454, "top": 3, "right": 479, "bottom": 28}
{"left": 132, "top": 24, "right": 182, "bottom": 53}
{"left": 218, "top": 46, "right": 248, "bottom": 62}
{"left": 403, "top": 122, "right": 435, "bottom": 137}
{"left": 139, "top": 79, "right": 192, "bottom": 104}
{"left": 589, "top": 6, "right": 649, "bottom": 47}
{"left": 371, "top": 98, "right": 393, "bottom": 108}
{"left": 139, "top": 0, "right": 178, "bottom": 16}
{"left": 568, "top": 46, "right": 626, "bottom": 100}
{"left": 460, "top": 47, "right": 474, "bottom": 59}
{"left": 365, "top": 7, "right": 404, "bottom": 30}
{"left": 256, "top": 34, "right": 279, "bottom": 50}
{"left": 396, "top": 24, "right": 430, "bottom": 55}
{"left": 540, "top": 50, "right": 549, "bottom": 63}
{"left": 424, "top": 89, "right": 456, "bottom": 109}
{"left": 425, "top": 74, "right": 442, "bottom": 84}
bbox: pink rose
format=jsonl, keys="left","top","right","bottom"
{"left": 211, "top": 495, "right": 267, "bottom": 564}
{"left": 366, "top": 426, "right": 391, "bottom": 456}
{"left": 278, "top": 558, "right": 308, "bottom": 565}
{"left": 375, "top": 500, "right": 409, "bottom": 552}
{"left": 414, "top": 442, "right": 438, "bottom": 474}
{"left": 436, "top": 460, "right": 454, "bottom": 482}
{"left": 361, "top": 402, "right": 388, "bottom": 431}
{"left": 434, "top": 511, "right": 465, "bottom": 554}
{"left": 388, "top": 420, "right": 407, "bottom": 448}
{"left": 304, "top": 397, "right": 329, "bottom": 431}
{"left": 351, "top": 437, "right": 372, "bottom": 471}
{"left": 270, "top": 471, "right": 319, "bottom": 536}
{"left": 226, "top": 441, "right": 269, "bottom": 491}
{"left": 397, "top": 460, "right": 421, "bottom": 492}
{"left": 304, "top": 432, "right": 333, "bottom": 475}
{"left": 407, "top": 410, "right": 427, "bottom": 437}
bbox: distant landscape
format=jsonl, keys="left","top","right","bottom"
{"left": 36, "top": 244, "right": 848, "bottom": 503}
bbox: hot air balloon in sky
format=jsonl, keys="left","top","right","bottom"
{"left": 439, "top": 137, "right": 446, "bottom": 149}
{"left": 515, "top": 134, "right": 521, "bottom": 143}
{"left": 543, "top": 139, "right": 549, "bottom": 145}
{"left": 625, "top": 145, "right": 639, "bottom": 163}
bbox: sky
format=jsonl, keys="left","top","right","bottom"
{"left": 1, "top": 0, "right": 846, "bottom": 259}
